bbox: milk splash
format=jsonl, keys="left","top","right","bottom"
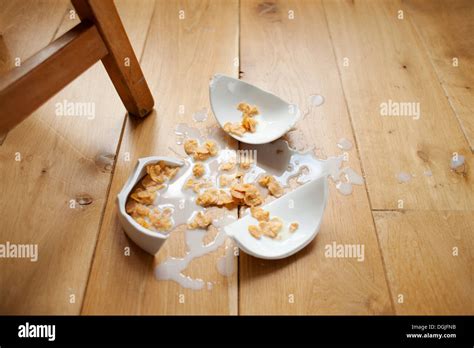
{"left": 153, "top": 123, "right": 364, "bottom": 290}
{"left": 154, "top": 217, "right": 235, "bottom": 290}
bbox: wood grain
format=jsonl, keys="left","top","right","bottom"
{"left": 239, "top": 0, "right": 392, "bottom": 314}
{"left": 1, "top": 0, "right": 472, "bottom": 315}
{"left": 404, "top": 0, "right": 474, "bottom": 151}
{"left": 373, "top": 210, "right": 474, "bottom": 314}
{"left": 0, "top": 0, "right": 70, "bottom": 74}
{"left": 0, "top": 0, "right": 154, "bottom": 314}
{"left": 0, "top": 22, "right": 108, "bottom": 133}
{"left": 82, "top": 0, "right": 239, "bottom": 314}
{"left": 323, "top": 0, "right": 473, "bottom": 210}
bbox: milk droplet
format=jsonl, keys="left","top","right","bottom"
{"left": 175, "top": 123, "right": 204, "bottom": 142}
{"left": 309, "top": 94, "right": 325, "bottom": 107}
{"left": 397, "top": 172, "right": 412, "bottom": 183}
{"left": 343, "top": 167, "right": 364, "bottom": 185}
{"left": 450, "top": 155, "right": 465, "bottom": 169}
{"left": 337, "top": 138, "right": 352, "bottom": 151}
{"left": 336, "top": 181, "right": 353, "bottom": 195}
{"left": 192, "top": 108, "right": 208, "bottom": 122}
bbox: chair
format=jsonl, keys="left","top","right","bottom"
{"left": 0, "top": 0, "right": 154, "bottom": 134}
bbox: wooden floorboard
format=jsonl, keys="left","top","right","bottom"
{"left": 82, "top": 0, "right": 239, "bottom": 315}
{"left": 0, "top": 0, "right": 154, "bottom": 314}
{"left": 0, "top": 0, "right": 69, "bottom": 74}
{"left": 238, "top": 0, "right": 392, "bottom": 314}
{"left": 0, "top": 0, "right": 472, "bottom": 315}
{"left": 373, "top": 210, "right": 474, "bottom": 314}
{"left": 404, "top": 0, "right": 474, "bottom": 151}
{"left": 323, "top": 0, "right": 474, "bottom": 314}
{"left": 323, "top": 0, "right": 473, "bottom": 211}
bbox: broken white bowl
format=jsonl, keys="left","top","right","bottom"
{"left": 117, "top": 156, "right": 184, "bottom": 255}
{"left": 209, "top": 74, "right": 300, "bottom": 144}
{"left": 225, "top": 176, "right": 329, "bottom": 259}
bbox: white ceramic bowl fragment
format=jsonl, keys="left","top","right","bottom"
{"left": 117, "top": 156, "right": 184, "bottom": 255}
{"left": 225, "top": 176, "right": 328, "bottom": 259}
{"left": 209, "top": 74, "right": 301, "bottom": 144}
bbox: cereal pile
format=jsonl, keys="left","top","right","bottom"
{"left": 126, "top": 136, "right": 296, "bottom": 240}
{"left": 223, "top": 102, "right": 259, "bottom": 136}
{"left": 126, "top": 161, "right": 180, "bottom": 231}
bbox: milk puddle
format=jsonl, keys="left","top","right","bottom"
{"left": 153, "top": 122, "right": 363, "bottom": 290}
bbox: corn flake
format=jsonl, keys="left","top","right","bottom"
{"left": 223, "top": 122, "right": 246, "bottom": 137}
{"left": 259, "top": 217, "right": 283, "bottom": 238}
{"left": 242, "top": 115, "right": 257, "bottom": 133}
{"left": 230, "top": 183, "right": 263, "bottom": 207}
{"left": 258, "top": 175, "right": 283, "bottom": 197}
{"left": 248, "top": 225, "right": 262, "bottom": 239}
{"left": 188, "top": 211, "right": 212, "bottom": 229}
{"left": 219, "top": 160, "right": 236, "bottom": 171}
{"left": 134, "top": 217, "right": 151, "bottom": 229}
{"left": 250, "top": 207, "right": 270, "bottom": 222}
{"left": 184, "top": 139, "right": 198, "bottom": 155}
{"left": 196, "top": 188, "right": 219, "bottom": 207}
{"left": 193, "top": 163, "right": 205, "bottom": 178}
{"left": 149, "top": 210, "right": 173, "bottom": 231}
{"left": 130, "top": 187, "right": 156, "bottom": 205}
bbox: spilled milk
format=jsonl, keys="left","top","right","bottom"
{"left": 192, "top": 108, "right": 208, "bottom": 123}
{"left": 152, "top": 123, "right": 364, "bottom": 290}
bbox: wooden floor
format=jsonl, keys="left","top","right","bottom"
{"left": 0, "top": 0, "right": 472, "bottom": 315}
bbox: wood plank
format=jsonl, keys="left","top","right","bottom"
{"left": 0, "top": 0, "right": 154, "bottom": 314}
{"left": 373, "top": 210, "right": 474, "bottom": 314}
{"left": 71, "top": 0, "right": 155, "bottom": 118}
{"left": 0, "top": 22, "right": 108, "bottom": 133}
{"left": 82, "top": 0, "right": 239, "bottom": 314}
{"left": 0, "top": 0, "right": 70, "bottom": 74}
{"left": 404, "top": 0, "right": 474, "bottom": 151}
{"left": 239, "top": 0, "right": 392, "bottom": 314}
{"left": 323, "top": 0, "right": 474, "bottom": 210}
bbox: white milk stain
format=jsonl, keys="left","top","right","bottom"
{"left": 336, "top": 181, "right": 353, "bottom": 195}
{"left": 309, "top": 94, "right": 325, "bottom": 107}
{"left": 215, "top": 221, "right": 237, "bottom": 277}
{"left": 154, "top": 124, "right": 242, "bottom": 289}
{"left": 343, "top": 167, "right": 364, "bottom": 185}
{"left": 154, "top": 123, "right": 365, "bottom": 290}
{"left": 337, "top": 138, "right": 352, "bottom": 151}
{"left": 424, "top": 170, "right": 433, "bottom": 177}
{"left": 175, "top": 123, "right": 204, "bottom": 145}
{"left": 154, "top": 223, "right": 231, "bottom": 290}
{"left": 450, "top": 155, "right": 465, "bottom": 170}
{"left": 240, "top": 140, "right": 364, "bottom": 197}
{"left": 300, "top": 94, "right": 325, "bottom": 120}
{"left": 192, "top": 108, "right": 208, "bottom": 122}
{"left": 397, "top": 172, "right": 412, "bottom": 183}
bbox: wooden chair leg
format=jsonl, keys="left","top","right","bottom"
{"left": 71, "top": 0, "right": 154, "bottom": 118}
